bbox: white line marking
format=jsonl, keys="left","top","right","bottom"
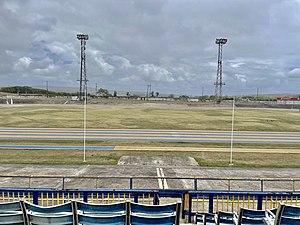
{"left": 156, "top": 167, "right": 168, "bottom": 189}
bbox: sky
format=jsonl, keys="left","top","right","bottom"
{"left": 1, "top": 0, "right": 300, "bottom": 96}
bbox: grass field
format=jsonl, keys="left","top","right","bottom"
{"left": 0, "top": 105, "right": 299, "bottom": 131}
{"left": 0, "top": 104, "right": 299, "bottom": 167}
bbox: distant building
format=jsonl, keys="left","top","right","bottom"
{"left": 277, "top": 97, "right": 300, "bottom": 105}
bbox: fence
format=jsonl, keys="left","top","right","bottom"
{"left": 2, "top": 187, "right": 300, "bottom": 223}
{"left": 1, "top": 174, "right": 300, "bottom": 191}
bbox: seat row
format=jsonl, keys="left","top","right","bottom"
{"left": 196, "top": 203, "right": 300, "bottom": 225}
{"left": 0, "top": 200, "right": 181, "bottom": 225}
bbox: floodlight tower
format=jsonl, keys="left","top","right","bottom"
{"left": 214, "top": 38, "right": 227, "bottom": 103}
{"left": 77, "top": 34, "right": 89, "bottom": 100}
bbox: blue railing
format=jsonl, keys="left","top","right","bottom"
{"left": 2, "top": 187, "right": 300, "bottom": 223}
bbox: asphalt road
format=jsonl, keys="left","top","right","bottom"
{"left": 0, "top": 128, "right": 299, "bottom": 145}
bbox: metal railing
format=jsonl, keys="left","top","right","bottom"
{"left": 0, "top": 174, "right": 300, "bottom": 192}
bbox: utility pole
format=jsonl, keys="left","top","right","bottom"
{"left": 95, "top": 83, "right": 98, "bottom": 96}
{"left": 77, "top": 34, "right": 89, "bottom": 162}
{"left": 214, "top": 38, "right": 227, "bottom": 103}
{"left": 202, "top": 87, "right": 204, "bottom": 97}
{"left": 256, "top": 88, "right": 259, "bottom": 99}
{"left": 77, "top": 34, "right": 89, "bottom": 100}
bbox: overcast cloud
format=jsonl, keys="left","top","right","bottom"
{"left": 0, "top": 0, "right": 299, "bottom": 96}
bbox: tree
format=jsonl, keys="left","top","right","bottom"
{"left": 97, "top": 88, "right": 111, "bottom": 97}
{"left": 155, "top": 92, "right": 159, "bottom": 97}
{"left": 113, "top": 91, "right": 117, "bottom": 97}
{"left": 168, "top": 94, "right": 174, "bottom": 99}
{"left": 150, "top": 91, "right": 154, "bottom": 97}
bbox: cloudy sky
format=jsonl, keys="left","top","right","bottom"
{"left": 1, "top": 0, "right": 299, "bottom": 96}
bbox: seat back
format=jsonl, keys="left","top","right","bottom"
{"left": 130, "top": 201, "right": 181, "bottom": 225}
{"left": 130, "top": 202, "right": 178, "bottom": 215}
{"left": 130, "top": 214, "right": 176, "bottom": 225}
{"left": 24, "top": 201, "right": 74, "bottom": 215}
{"left": 0, "top": 201, "right": 23, "bottom": 213}
{"left": 78, "top": 213, "right": 126, "bottom": 225}
{"left": 279, "top": 216, "right": 300, "bottom": 225}
{"left": 236, "top": 208, "right": 265, "bottom": 225}
{"left": 76, "top": 201, "right": 127, "bottom": 215}
{"left": 216, "top": 211, "right": 233, "bottom": 225}
{"left": 0, "top": 212, "right": 26, "bottom": 225}
{"left": 28, "top": 213, "right": 74, "bottom": 225}
{"left": 274, "top": 204, "right": 300, "bottom": 225}
{"left": 203, "top": 213, "right": 215, "bottom": 225}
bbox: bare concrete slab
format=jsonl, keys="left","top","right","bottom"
{"left": 117, "top": 156, "right": 198, "bottom": 166}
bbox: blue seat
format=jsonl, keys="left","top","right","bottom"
{"left": 233, "top": 208, "right": 265, "bottom": 225}
{"left": 0, "top": 201, "right": 24, "bottom": 213}
{"left": 24, "top": 201, "right": 76, "bottom": 225}
{"left": 78, "top": 213, "right": 126, "bottom": 225}
{"left": 76, "top": 201, "right": 128, "bottom": 215}
{"left": 203, "top": 213, "right": 215, "bottom": 225}
{"left": 0, "top": 200, "right": 27, "bottom": 225}
{"left": 27, "top": 213, "right": 74, "bottom": 225}
{"left": 263, "top": 204, "right": 300, "bottom": 225}
{"left": 24, "top": 201, "right": 74, "bottom": 215}
{"left": 216, "top": 211, "right": 234, "bottom": 225}
{"left": 130, "top": 201, "right": 181, "bottom": 225}
{"left": 0, "top": 212, "right": 26, "bottom": 225}
{"left": 130, "top": 202, "right": 180, "bottom": 216}
{"left": 130, "top": 214, "right": 176, "bottom": 225}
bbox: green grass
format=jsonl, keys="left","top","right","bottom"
{"left": 0, "top": 149, "right": 300, "bottom": 168}
{"left": 0, "top": 105, "right": 299, "bottom": 131}
{"left": 0, "top": 104, "right": 299, "bottom": 167}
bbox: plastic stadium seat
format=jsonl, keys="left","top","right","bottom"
{"left": 130, "top": 214, "right": 176, "bottom": 225}
{"left": 233, "top": 208, "right": 265, "bottom": 225}
{"left": 0, "top": 212, "right": 26, "bottom": 225}
{"left": 0, "top": 201, "right": 24, "bottom": 213}
{"left": 76, "top": 201, "right": 128, "bottom": 215}
{"left": 130, "top": 201, "right": 181, "bottom": 225}
{"left": 216, "top": 211, "right": 234, "bottom": 225}
{"left": 263, "top": 203, "right": 300, "bottom": 225}
{"left": 78, "top": 213, "right": 126, "bottom": 225}
{"left": 27, "top": 213, "right": 74, "bottom": 225}
{"left": 24, "top": 201, "right": 74, "bottom": 215}
{"left": 24, "top": 201, "right": 76, "bottom": 225}
{"left": 130, "top": 201, "right": 180, "bottom": 216}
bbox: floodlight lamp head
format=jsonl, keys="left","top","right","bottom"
{"left": 77, "top": 34, "right": 89, "bottom": 40}
{"left": 215, "top": 38, "right": 227, "bottom": 45}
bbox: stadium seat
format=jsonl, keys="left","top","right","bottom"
{"left": 130, "top": 201, "right": 181, "bottom": 225}
{"left": 0, "top": 200, "right": 27, "bottom": 225}
{"left": 27, "top": 213, "right": 74, "bottom": 225}
{"left": 0, "top": 212, "right": 26, "bottom": 225}
{"left": 233, "top": 208, "right": 265, "bottom": 225}
{"left": 130, "top": 213, "right": 177, "bottom": 225}
{"left": 215, "top": 211, "right": 234, "bottom": 225}
{"left": 24, "top": 201, "right": 76, "bottom": 225}
{"left": 263, "top": 203, "right": 300, "bottom": 225}
{"left": 76, "top": 201, "right": 128, "bottom": 215}
{"left": 0, "top": 201, "right": 25, "bottom": 213}
{"left": 77, "top": 213, "right": 127, "bottom": 225}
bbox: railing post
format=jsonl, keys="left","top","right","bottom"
{"left": 33, "top": 191, "right": 39, "bottom": 205}
{"left": 228, "top": 179, "right": 231, "bottom": 191}
{"left": 29, "top": 176, "right": 32, "bottom": 188}
{"left": 292, "top": 179, "right": 295, "bottom": 192}
{"left": 194, "top": 178, "right": 198, "bottom": 190}
{"left": 257, "top": 194, "right": 263, "bottom": 210}
{"left": 129, "top": 177, "right": 133, "bottom": 189}
{"left": 260, "top": 180, "right": 264, "bottom": 192}
{"left": 83, "top": 191, "right": 88, "bottom": 203}
{"left": 188, "top": 193, "right": 193, "bottom": 223}
{"left": 62, "top": 177, "right": 65, "bottom": 190}
{"left": 209, "top": 194, "right": 214, "bottom": 213}
{"left": 134, "top": 193, "right": 138, "bottom": 203}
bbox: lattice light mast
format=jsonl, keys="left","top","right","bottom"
{"left": 77, "top": 34, "right": 89, "bottom": 100}
{"left": 214, "top": 38, "right": 227, "bottom": 103}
